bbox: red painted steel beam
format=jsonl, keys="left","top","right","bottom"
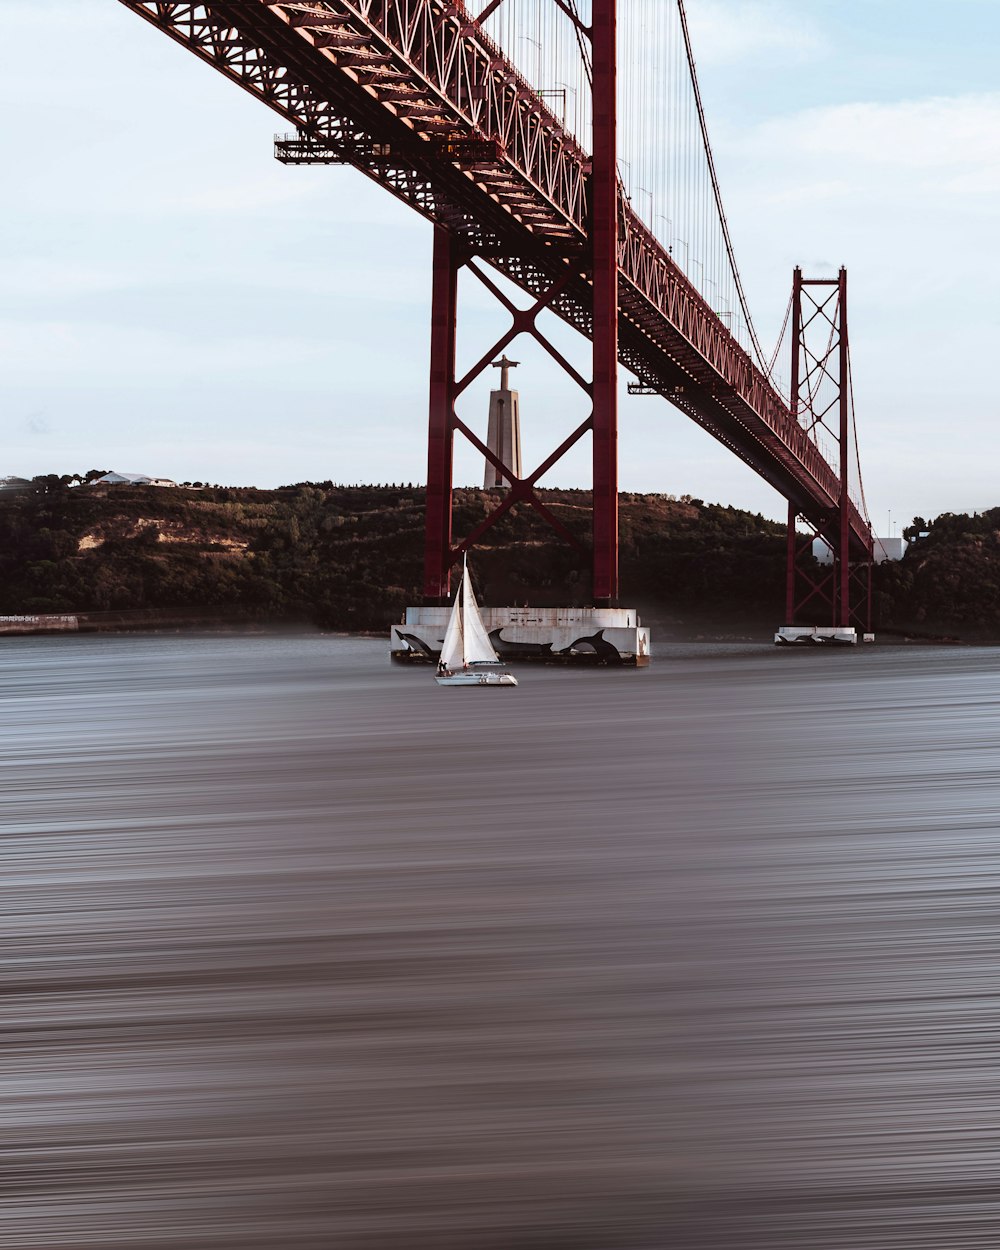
{"left": 785, "top": 501, "right": 797, "bottom": 624}
{"left": 837, "top": 267, "right": 851, "bottom": 626}
{"left": 449, "top": 411, "right": 593, "bottom": 560}
{"left": 424, "top": 225, "right": 457, "bottom": 602}
{"left": 454, "top": 265, "right": 579, "bottom": 396}
{"left": 458, "top": 263, "right": 590, "bottom": 396}
{"left": 785, "top": 268, "right": 803, "bottom": 624}
{"left": 590, "top": 0, "right": 619, "bottom": 605}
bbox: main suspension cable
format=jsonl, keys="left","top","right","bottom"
{"left": 676, "top": 0, "right": 767, "bottom": 372}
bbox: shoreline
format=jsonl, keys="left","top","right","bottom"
{"left": 0, "top": 609, "right": 977, "bottom": 647}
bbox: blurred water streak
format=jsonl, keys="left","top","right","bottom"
{"left": 6, "top": 634, "right": 1000, "bottom": 1248}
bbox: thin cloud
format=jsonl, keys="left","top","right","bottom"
{"left": 686, "top": 1, "right": 825, "bottom": 65}
{"left": 751, "top": 93, "right": 1000, "bottom": 170}
{"left": 0, "top": 319, "right": 367, "bottom": 383}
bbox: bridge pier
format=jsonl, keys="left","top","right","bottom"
{"left": 591, "top": 0, "right": 620, "bottom": 606}
{"left": 419, "top": 0, "right": 623, "bottom": 611}
{"left": 779, "top": 268, "right": 874, "bottom": 645}
{"left": 781, "top": 508, "right": 873, "bottom": 644}
{"left": 423, "top": 228, "right": 459, "bottom": 604}
{"left": 419, "top": 230, "right": 598, "bottom": 605}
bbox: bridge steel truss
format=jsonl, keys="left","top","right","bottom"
{"left": 785, "top": 268, "right": 872, "bottom": 632}
{"left": 118, "top": 0, "right": 874, "bottom": 606}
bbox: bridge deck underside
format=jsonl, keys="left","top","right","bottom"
{"left": 121, "top": 0, "right": 871, "bottom": 559}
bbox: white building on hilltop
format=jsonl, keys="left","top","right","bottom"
{"left": 813, "top": 536, "right": 906, "bottom": 565}
{"left": 93, "top": 472, "right": 177, "bottom": 487}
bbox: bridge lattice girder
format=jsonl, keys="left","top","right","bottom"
{"left": 119, "top": 0, "right": 872, "bottom": 558}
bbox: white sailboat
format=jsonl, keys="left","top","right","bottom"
{"left": 436, "top": 557, "right": 518, "bottom": 687}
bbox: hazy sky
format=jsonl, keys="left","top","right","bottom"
{"left": 2, "top": 1, "right": 997, "bottom": 530}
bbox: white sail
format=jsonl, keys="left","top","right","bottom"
{"left": 434, "top": 558, "right": 517, "bottom": 686}
{"left": 461, "top": 565, "right": 499, "bottom": 665}
{"left": 439, "top": 579, "right": 464, "bottom": 670}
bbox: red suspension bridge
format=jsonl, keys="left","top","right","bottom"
{"left": 118, "top": 0, "right": 876, "bottom": 632}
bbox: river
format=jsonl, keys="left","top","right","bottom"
{"left": 7, "top": 634, "right": 1000, "bottom": 1248}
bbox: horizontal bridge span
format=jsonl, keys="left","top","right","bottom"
{"left": 119, "top": 0, "right": 871, "bottom": 557}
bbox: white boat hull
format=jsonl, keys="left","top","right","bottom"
{"left": 435, "top": 671, "right": 518, "bottom": 687}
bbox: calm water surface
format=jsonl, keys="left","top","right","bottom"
{"left": 6, "top": 634, "right": 1000, "bottom": 1248}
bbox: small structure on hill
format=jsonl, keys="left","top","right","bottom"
{"left": 92, "top": 472, "right": 177, "bottom": 487}
{"left": 813, "top": 535, "right": 904, "bottom": 565}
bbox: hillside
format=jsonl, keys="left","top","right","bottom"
{"left": 0, "top": 481, "right": 788, "bottom": 634}
{"left": 7, "top": 481, "right": 989, "bottom": 638}
{"left": 878, "top": 509, "right": 1000, "bottom": 638}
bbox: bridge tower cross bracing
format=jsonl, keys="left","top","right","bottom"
{"left": 785, "top": 267, "right": 873, "bottom": 634}
{"left": 421, "top": 230, "right": 596, "bottom": 603}
{"left": 423, "top": 0, "right": 620, "bottom": 606}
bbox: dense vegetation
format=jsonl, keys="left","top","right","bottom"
{"left": 3, "top": 479, "right": 993, "bottom": 638}
{"left": 0, "top": 480, "right": 787, "bottom": 633}
{"left": 878, "top": 509, "right": 1000, "bottom": 637}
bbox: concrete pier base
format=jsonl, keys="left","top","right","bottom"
{"left": 775, "top": 625, "right": 875, "bottom": 646}
{"left": 393, "top": 606, "right": 650, "bottom": 666}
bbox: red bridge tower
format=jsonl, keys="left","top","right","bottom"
{"left": 782, "top": 267, "right": 873, "bottom": 641}
{"left": 424, "top": 0, "right": 620, "bottom": 608}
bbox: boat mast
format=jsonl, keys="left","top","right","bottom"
{"left": 461, "top": 552, "right": 468, "bottom": 668}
